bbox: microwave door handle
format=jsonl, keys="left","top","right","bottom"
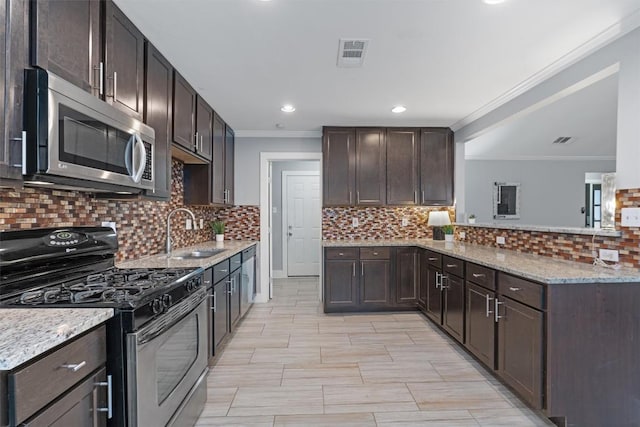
{"left": 124, "top": 134, "right": 134, "bottom": 176}
{"left": 131, "top": 133, "right": 146, "bottom": 183}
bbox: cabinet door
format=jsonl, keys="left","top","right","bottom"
{"left": 360, "top": 260, "right": 391, "bottom": 307}
{"left": 322, "top": 127, "right": 355, "bottom": 206}
{"left": 355, "top": 128, "right": 386, "bottom": 205}
{"left": 396, "top": 247, "right": 419, "bottom": 305}
{"left": 465, "top": 282, "right": 496, "bottom": 368}
{"left": 224, "top": 126, "right": 235, "bottom": 205}
{"left": 104, "top": 1, "right": 144, "bottom": 119}
{"left": 195, "top": 97, "right": 213, "bottom": 161}
{"left": 324, "top": 260, "right": 358, "bottom": 311}
{"left": 229, "top": 269, "right": 241, "bottom": 330}
{"left": 22, "top": 367, "right": 107, "bottom": 427}
{"left": 497, "top": 297, "right": 544, "bottom": 409}
{"left": 420, "top": 128, "right": 454, "bottom": 206}
{"left": 30, "top": 0, "right": 101, "bottom": 94}
{"left": 211, "top": 114, "right": 226, "bottom": 204}
{"left": 213, "top": 281, "right": 229, "bottom": 350}
{"left": 443, "top": 274, "right": 465, "bottom": 344}
{"left": 172, "top": 71, "right": 196, "bottom": 151}
{"left": 425, "top": 265, "right": 443, "bottom": 324}
{"left": 0, "top": 0, "right": 25, "bottom": 184}
{"left": 387, "top": 128, "right": 419, "bottom": 205}
{"left": 418, "top": 251, "right": 428, "bottom": 309}
{"left": 144, "top": 42, "right": 172, "bottom": 200}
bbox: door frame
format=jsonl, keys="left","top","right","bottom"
{"left": 282, "top": 170, "right": 321, "bottom": 278}
{"left": 258, "top": 152, "right": 322, "bottom": 303}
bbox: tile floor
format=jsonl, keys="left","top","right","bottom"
{"left": 196, "top": 277, "right": 554, "bottom": 426}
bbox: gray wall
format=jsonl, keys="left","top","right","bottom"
{"left": 465, "top": 159, "right": 616, "bottom": 227}
{"left": 234, "top": 137, "right": 322, "bottom": 205}
{"left": 271, "top": 161, "right": 321, "bottom": 272}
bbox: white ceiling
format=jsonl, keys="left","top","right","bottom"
{"left": 114, "top": 0, "right": 640, "bottom": 134}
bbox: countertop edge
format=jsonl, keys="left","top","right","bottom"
{"left": 453, "top": 222, "right": 622, "bottom": 237}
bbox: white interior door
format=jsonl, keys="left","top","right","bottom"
{"left": 284, "top": 173, "right": 321, "bottom": 276}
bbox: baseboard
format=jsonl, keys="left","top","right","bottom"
{"left": 253, "top": 292, "right": 270, "bottom": 303}
{"left": 272, "top": 270, "right": 286, "bottom": 279}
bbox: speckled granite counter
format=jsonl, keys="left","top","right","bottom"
{"left": 0, "top": 308, "right": 113, "bottom": 370}
{"left": 323, "top": 239, "right": 640, "bottom": 284}
{"left": 454, "top": 222, "right": 622, "bottom": 237}
{"left": 117, "top": 240, "right": 258, "bottom": 269}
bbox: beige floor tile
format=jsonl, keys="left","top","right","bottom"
{"left": 288, "top": 333, "right": 351, "bottom": 347}
{"left": 349, "top": 332, "right": 414, "bottom": 346}
{"left": 195, "top": 415, "right": 274, "bottom": 426}
{"left": 372, "top": 320, "right": 432, "bottom": 332}
{"left": 213, "top": 348, "right": 255, "bottom": 365}
{"left": 386, "top": 343, "right": 467, "bottom": 362}
{"left": 374, "top": 410, "right": 476, "bottom": 423}
{"left": 251, "top": 347, "right": 321, "bottom": 364}
{"left": 320, "top": 344, "right": 393, "bottom": 364}
{"left": 228, "top": 386, "right": 324, "bottom": 416}
{"left": 319, "top": 323, "right": 376, "bottom": 334}
{"left": 323, "top": 383, "right": 414, "bottom": 405}
{"left": 324, "top": 402, "right": 420, "bottom": 414}
{"left": 408, "top": 381, "right": 513, "bottom": 411}
{"left": 359, "top": 361, "right": 442, "bottom": 383}
{"left": 199, "top": 387, "right": 237, "bottom": 416}
{"left": 430, "top": 360, "right": 494, "bottom": 382}
{"left": 226, "top": 335, "right": 290, "bottom": 349}
{"left": 470, "top": 408, "right": 555, "bottom": 426}
{"left": 207, "top": 364, "right": 284, "bottom": 387}
{"left": 281, "top": 363, "right": 362, "bottom": 386}
{"left": 274, "top": 413, "right": 376, "bottom": 426}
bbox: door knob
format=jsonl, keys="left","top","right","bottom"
{"left": 288, "top": 232, "right": 293, "bottom": 236}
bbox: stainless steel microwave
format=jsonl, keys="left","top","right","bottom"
{"left": 23, "top": 69, "right": 155, "bottom": 194}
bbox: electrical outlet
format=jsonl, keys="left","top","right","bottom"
{"left": 401, "top": 217, "right": 409, "bottom": 227}
{"left": 101, "top": 221, "right": 116, "bottom": 232}
{"left": 199, "top": 219, "right": 204, "bottom": 229}
{"left": 185, "top": 219, "right": 192, "bottom": 230}
{"left": 459, "top": 231, "right": 466, "bottom": 240}
{"left": 496, "top": 236, "right": 506, "bottom": 245}
{"left": 621, "top": 207, "right": 640, "bottom": 227}
{"left": 599, "top": 249, "right": 619, "bottom": 262}
{"left": 352, "top": 217, "right": 359, "bottom": 227}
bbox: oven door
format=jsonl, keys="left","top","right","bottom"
{"left": 126, "top": 289, "right": 208, "bottom": 427}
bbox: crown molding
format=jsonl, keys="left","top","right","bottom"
{"left": 234, "top": 130, "right": 322, "bottom": 139}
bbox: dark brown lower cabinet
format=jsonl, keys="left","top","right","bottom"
{"left": 425, "top": 265, "right": 443, "bottom": 323}
{"left": 417, "top": 251, "right": 428, "bottom": 309}
{"left": 324, "top": 259, "right": 358, "bottom": 312}
{"left": 212, "top": 279, "right": 229, "bottom": 352}
{"left": 396, "top": 247, "right": 419, "bottom": 306}
{"left": 497, "top": 296, "right": 543, "bottom": 409}
{"left": 442, "top": 274, "right": 464, "bottom": 344}
{"left": 360, "top": 259, "right": 391, "bottom": 307}
{"left": 229, "top": 268, "right": 241, "bottom": 330}
{"left": 465, "top": 282, "right": 496, "bottom": 368}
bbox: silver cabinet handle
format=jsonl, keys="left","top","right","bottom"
{"left": 95, "top": 374, "right": 113, "bottom": 419}
{"left": 352, "top": 262, "right": 356, "bottom": 277}
{"left": 473, "top": 273, "right": 485, "bottom": 278}
{"left": 361, "top": 262, "right": 364, "bottom": 276}
{"left": 219, "top": 269, "right": 228, "bottom": 273}
{"left": 435, "top": 272, "right": 441, "bottom": 289}
{"left": 373, "top": 252, "right": 379, "bottom": 256}
{"left": 446, "top": 264, "right": 457, "bottom": 268}
{"left": 414, "top": 191, "right": 417, "bottom": 203}
{"left": 20, "top": 131, "right": 27, "bottom": 173}
{"left": 200, "top": 134, "right": 204, "bottom": 152}
{"left": 61, "top": 360, "right": 87, "bottom": 372}
{"left": 113, "top": 71, "right": 117, "bottom": 100}
{"left": 422, "top": 190, "right": 425, "bottom": 204}
{"left": 356, "top": 191, "right": 360, "bottom": 203}
{"left": 428, "top": 257, "right": 438, "bottom": 261}
{"left": 339, "top": 252, "right": 344, "bottom": 256}
{"left": 440, "top": 274, "right": 449, "bottom": 290}
{"left": 211, "top": 292, "right": 217, "bottom": 312}
{"left": 93, "top": 62, "right": 104, "bottom": 95}
{"left": 495, "top": 299, "right": 504, "bottom": 322}
{"left": 509, "top": 287, "right": 521, "bottom": 292}
{"left": 194, "top": 132, "right": 199, "bottom": 150}
{"left": 204, "top": 280, "right": 211, "bottom": 285}
{"left": 485, "top": 294, "right": 494, "bottom": 317}
{"left": 349, "top": 191, "right": 352, "bottom": 204}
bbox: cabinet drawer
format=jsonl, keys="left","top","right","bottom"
{"left": 360, "top": 247, "right": 390, "bottom": 260}
{"left": 466, "top": 263, "right": 496, "bottom": 290}
{"left": 242, "top": 245, "right": 256, "bottom": 259}
{"left": 213, "top": 259, "right": 230, "bottom": 284}
{"left": 498, "top": 273, "right": 545, "bottom": 310}
{"left": 325, "top": 248, "right": 359, "bottom": 260}
{"left": 424, "top": 250, "right": 442, "bottom": 268}
{"left": 442, "top": 255, "right": 464, "bottom": 277}
{"left": 9, "top": 325, "right": 106, "bottom": 425}
{"left": 230, "top": 253, "right": 242, "bottom": 272}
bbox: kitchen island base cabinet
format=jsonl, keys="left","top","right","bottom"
{"left": 465, "top": 282, "right": 496, "bottom": 369}
{"left": 442, "top": 274, "right": 464, "bottom": 344}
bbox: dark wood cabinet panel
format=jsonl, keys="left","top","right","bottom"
{"left": 420, "top": 128, "right": 454, "bottom": 206}
{"left": 425, "top": 264, "right": 443, "bottom": 324}
{"left": 323, "top": 127, "right": 356, "bottom": 206}
{"left": 396, "top": 247, "right": 419, "bottom": 305}
{"left": 386, "top": 129, "right": 419, "bottom": 205}
{"left": 104, "top": 1, "right": 144, "bottom": 119}
{"left": 418, "top": 251, "right": 428, "bottom": 309}
{"left": 465, "top": 282, "right": 496, "bottom": 368}
{"left": 497, "top": 297, "right": 543, "bottom": 409}
{"left": 211, "top": 114, "right": 226, "bottom": 204}
{"left": 360, "top": 260, "right": 391, "bottom": 306}
{"left": 443, "top": 274, "right": 465, "bottom": 344}
{"left": 172, "top": 71, "right": 197, "bottom": 152}
{"left": 30, "top": 0, "right": 101, "bottom": 94}
{"left": 143, "top": 42, "right": 172, "bottom": 200}
{"left": 195, "top": 97, "right": 213, "bottom": 161}
{"left": 224, "top": 126, "right": 235, "bottom": 205}
{"left": 229, "top": 268, "right": 241, "bottom": 330}
{"left": 324, "top": 259, "right": 358, "bottom": 311}
{"left": 213, "top": 280, "right": 229, "bottom": 350}
{"left": 355, "top": 128, "right": 386, "bottom": 205}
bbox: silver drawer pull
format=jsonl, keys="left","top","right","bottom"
{"left": 373, "top": 252, "right": 379, "bottom": 256}
{"left": 509, "top": 287, "right": 521, "bottom": 292}
{"left": 446, "top": 264, "right": 457, "bottom": 268}
{"left": 339, "top": 252, "right": 344, "bottom": 256}
{"left": 485, "top": 294, "right": 494, "bottom": 317}
{"left": 219, "top": 269, "right": 228, "bottom": 273}
{"left": 472, "top": 273, "right": 485, "bottom": 278}
{"left": 495, "top": 299, "right": 504, "bottom": 322}
{"left": 61, "top": 361, "right": 86, "bottom": 372}
{"left": 95, "top": 375, "right": 113, "bottom": 419}
{"left": 428, "top": 257, "right": 438, "bottom": 261}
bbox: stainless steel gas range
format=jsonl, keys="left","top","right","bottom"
{"left": 0, "top": 227, "right": 209, "bottom": 427}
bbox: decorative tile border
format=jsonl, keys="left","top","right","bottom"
{"left": 0, "top": 160, "right": 259, "bottom": 261}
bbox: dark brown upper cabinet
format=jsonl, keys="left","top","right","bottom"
{"left": 0, "top": 0, "right": 26, "bottom": 185}
{"left": 30, "top": 0, "right": 101, "bottom": 94}
{"left": 323, "top": 127, "right": 356, "bottom": 206}
{"left": 195, "top": 96, "right": 213, "bottom": 161}
{"left": 355, "top": 128, "right": 386, "bottom": 205}
{"left": 172, "top": 71, "right": 197, "bottom": 154}
{"left": 224, "top": 126, "right": 235, "bottom": 205}
{"left": 143, "top": 42, "right": 173, "bottom": 200}
{"left": 420, "top": 128, "right": 454, "bottom": 206}
{"left": 104, "top": 1, "right": 145, "bottom": 120}
{"left": 211, "top": 113, "right": 226, "bottom": 204}
{"left": 387, "top": 128, "right": 419, "bottom": 205}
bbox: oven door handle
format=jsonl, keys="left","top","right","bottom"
{"left": 131, "top": 133, "right": 146, "bottom": 184}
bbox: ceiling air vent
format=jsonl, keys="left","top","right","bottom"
{"left": 337, "top": 39, "right": 369, "bottom": 68}
{"left": 552, "top": 136, "right": 573, "bottom": 144}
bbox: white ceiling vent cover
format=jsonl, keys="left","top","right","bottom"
{"left": 337, "top": 39, "right": 369, "bottom": 68}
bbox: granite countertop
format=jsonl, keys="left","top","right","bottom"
{"left": 117, "top": 240, "right": 258, "bottom": 269}
{"left": 0, "top": 308, "right": 114, "bottom": 371}
{"left": 322, "top": 239, "right": 640, "bottom": 284}
{"left": 454, "top": 222, "right": 622, "bottom": 237}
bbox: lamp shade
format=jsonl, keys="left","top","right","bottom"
{"left": 427, "top": 211, "right": 451, "bottom": 227}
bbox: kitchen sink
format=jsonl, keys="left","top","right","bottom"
{"left": 170, "top": 249, "right": 227, "bottom": 260}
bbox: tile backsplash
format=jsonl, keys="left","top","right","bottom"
{"left": 0, "top": 160, "right": 259, "bottom": 261}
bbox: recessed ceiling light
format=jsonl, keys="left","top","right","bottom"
{"left": 281, "top": 105, "right": 296, "bottom": 113}
{"left": 483, "top": 0, "right": 506, "bottom": 4}
{"left": 391, "top": 105, "right": 407, "bottom": 113}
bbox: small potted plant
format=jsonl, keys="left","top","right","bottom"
{"left": 468, "top": 214, "right": 476, "bottom": 224}
{"left": 211, "top": 220, "right": 225, "bottom": 242}
{"left": 442, "top": 224, "right": 455, "bottom": 242}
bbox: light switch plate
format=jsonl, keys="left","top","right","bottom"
{"left": 101, "top": 221, "right": 116, "bottom": 232}
{"left": 459, "top": 231, "right": 466, "bottom": 240}
{"left": 621, "top": 207, "right": 640, "bottom": 227}
{"left": 199, "top": 219, "right": 204, "bottom": 229}
{"left": 496, "top": 236, "right": 506, "bottom": 245}
{"left": 401, "top": 217, "right": 409, "bottom": 227}
{"left": 352, "top": 217, "right": 359, "bottom": 227}
{"left": 185, "top": 219, "right": 192, "bottom": 230}
{"left": 599, "top": 249, "right": 619, "bottom": 262}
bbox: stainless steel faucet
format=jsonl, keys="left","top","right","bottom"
{"left": 166, "top": 208, "right": 197, "bottom": 255}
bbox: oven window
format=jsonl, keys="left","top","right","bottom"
{"left": 156, "top": 314, "right": 199, "bottom": 404}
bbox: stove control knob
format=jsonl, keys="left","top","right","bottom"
{"left": 162, "top": 294, "right": 172, "bottom": 308}
{"left": 151, "top": 298, "right": 163, "bottom": 314}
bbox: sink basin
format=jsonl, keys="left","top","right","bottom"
{"left": 170, "top": 249, "right": 226, "bottom": 260}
